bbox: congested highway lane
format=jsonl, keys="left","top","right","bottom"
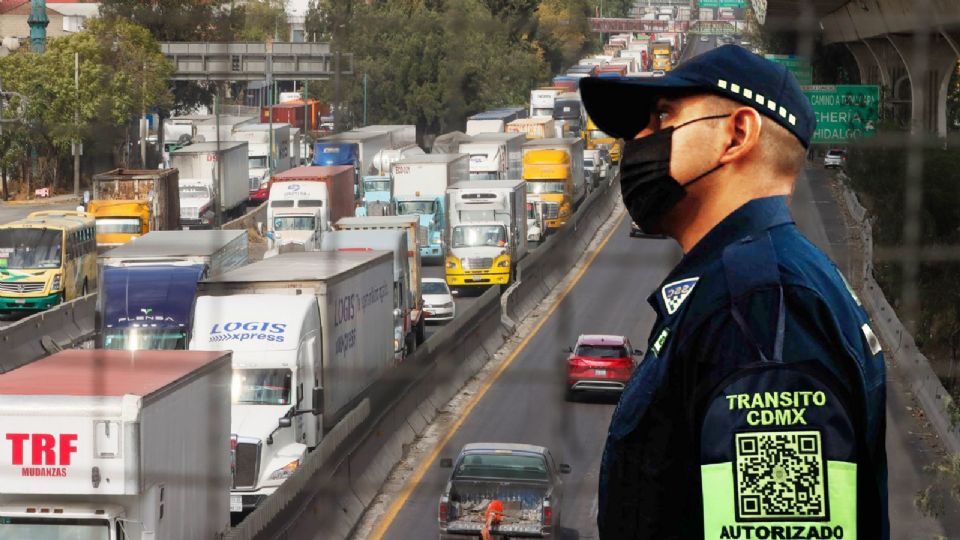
{"left": 377, "top": 204, "right": 680, "bottom": 539}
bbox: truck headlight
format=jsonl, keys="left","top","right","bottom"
{"left": 394, "top": 338, "right": 402, "bottom": 352}
{"left": 267, "top": 459, "right": 300, "bottom": 481}
{"left": 496, "top": 257, "right": 510, "bottom": 268}
{"left": 445, "top": 256, "right": 460, "bottom": 270}
{"left": 50, "top": 274, "right": 61, "bottom": 292}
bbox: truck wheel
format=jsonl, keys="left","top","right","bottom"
{"left": 565, "top": 387, "right": 577, "bottom": 402}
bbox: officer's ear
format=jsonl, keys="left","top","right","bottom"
{"left": 717, "top": 106, "right": 762, "bottom": 166}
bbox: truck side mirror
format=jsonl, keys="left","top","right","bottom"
{"left": 559, "top": 464, "right": 572, "bottom": 474}
{"left": 278, "top": 417, "right": 292, "bottom": 429}
{"left": 440, "top": 458, "right": 453, "bottom": 468}
{"left": 312, "top": 387, "right": 323, "bottom": 412}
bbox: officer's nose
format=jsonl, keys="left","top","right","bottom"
{"left": 634, "top": 111, "right": 660, "bottom": 139}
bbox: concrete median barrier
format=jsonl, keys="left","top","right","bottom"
{"left": 0, "top": 293, "right": 96, "bottom": 373}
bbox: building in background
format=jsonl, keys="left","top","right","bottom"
{"left": 0, "top": 0, "right": 99, "bottom": 53}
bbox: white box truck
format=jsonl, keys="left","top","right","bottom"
{"left": 191, "top": 251, "right": 395, "bottom": 514}
{"left": 321, "top": 229, "right": 425, "bottom": 357}
{"left": 171, "top": 141, "right": 250, "bottom": 228}
{"left": 0, "top": 349, "right": 232, "bottom": 540}
{"left": 232, "top": 123, "right": 292, "bottom": 202}
{"left": 529, "top": 88, "right": 562, "bottom": 118}
{"left": 392, "top": 154, "right": 470, "bottom": 263}
{"left": 355, "top": 124, "right": 417, "bottom": 148}
{"left": 458, "top": 132, "right": 525, "bottom": 181}
{"left": 334, "top": 216, "right": 422, "bottom": 309}
{"left": 444, "top": 180, "right": 526, "bottom": 292}
{"left": 194, "top": 115, "right": 256, "bottom": 143}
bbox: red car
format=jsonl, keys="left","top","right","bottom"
{"left": 565, "top": 334, "right": 641, "bottom": 401}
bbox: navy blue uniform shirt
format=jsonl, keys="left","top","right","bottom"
{"left": 598, "top": 196, "right": 888, "bottom": 539}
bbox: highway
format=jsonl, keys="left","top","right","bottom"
{"left": 0, "top": 198, "right": 78, "bottom": 224}
{"left": 363, "top": 165, "right": 960, "bottom": 539}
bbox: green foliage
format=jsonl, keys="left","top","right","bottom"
{"left": 0, "top": 18, "right": 173, "bottom": 174}
{"left": 99, "top": 0, "right": 231, "bottom": 41}
{"left": 235, "top": 0, "right": 290, "bottom": 42}
{"left": 309, "top": 0, "right": 551, "bottom": 137}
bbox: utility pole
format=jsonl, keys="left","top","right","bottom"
{"left": 266, "top": 40, "right": 274, "bottom": 175}
{"left": 214, "top": 91, "right": 223, "bottom": 228}
{"left": 140, "top": 62, "right": 147, "bottom": 168}
{"left": 73, "top": 52, "right": 80, "bottom": 195}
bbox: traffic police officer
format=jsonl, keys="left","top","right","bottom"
{"left": 579, "top": 45, "right": 888, "bottom": 539}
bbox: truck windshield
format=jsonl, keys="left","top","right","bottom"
{"left": 249, "top": 156, "right": 268, "bottom": 169}
{"left": 102, "top": 329, "right": 188, "bottom": 351}
{"left": 365, "top": 180, "right": 390, "bottom": 192}
{"left": 96, "top": 218, "right": 141, "bottom": 235}
{"left": 525, "top": 182, "right": 565, "bottom": 195}
{"left": 452, "top": 225, "right": 507, "bottom": 248}
{"left": 455, "top": 453, "right": 549, "bottom": 481}
{"left": 180, "top": 185, "right": 209, "bottom": 199}
{"left": 397, "top": 201, "right": 436, "bottom": 215}
{"left": 584, "top": 159, "right": 595, "bottom": 169}
{"left": 233, "top": 368, "right": 293, "bottom": 405}
{"left": 588, "top": 130, "right": 610, "bottom": 140}
{"left": 273, "top": 216, "right": 316, "bottom": 231}
{"left": 0, "top": 229, "right": 63, "bottom": 269}
{"left": 0, "top": 517, "right": 110, "bottom": 540}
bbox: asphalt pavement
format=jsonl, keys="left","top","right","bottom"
{"left": 0, "top": 197, "right": 79, "bottom": 224}
{"left": 369, "top": 166, "right": 959, "bottom": 539}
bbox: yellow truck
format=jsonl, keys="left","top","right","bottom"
{"left": 521, "top": 137, "right": 586, "bottom": 231}
{"left": 584, "top": 116, "right": 622, "bottom": 163}
{"left": 651, "top": 41, "right": 673, "bottom": 72}
{"left": 89, "top": 169, "right": 181, "bottom": 249}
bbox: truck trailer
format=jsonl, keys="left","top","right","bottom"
{"left": 191, "top": 251, "right": 395, "bottom": 514}
{"left": 392, "top": 154, "right": 470, "bottom": 263}
{"left": 0, "top": 349, "right": 232, "bottom": 540}
{"left": 96, "top": 229, "right": 249, "bottom": 351}
{"left": 171, "top": 141, "right": 250, "bottom": 228}
{"left": 315, "top": 131, "right": 392, "bottom": 199}
{"left": 444, "top": 180, "right": 526, "bottom": 292}
{"left": 321, "top": 229, "right": 425, "bottom": 356}
{"left": 458, "top": 132, "right": 524, "bottom": 181}
{"left": 232, "top": 123, "right": 292, "bottom": 203}
{"left": 465, "top": 107, "right": 527, "bottom": 136}
{"left": 355, "top": 125, "right": 417, "bottom": 148}
{"left": 88, "top": 168, "right": 181, "bottom": 249}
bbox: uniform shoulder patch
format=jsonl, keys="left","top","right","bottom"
{"left": 662, "top": 277, "right": 699, "bottom": 315}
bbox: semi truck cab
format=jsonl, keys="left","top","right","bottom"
{"left": 191, "top": 294, "right": 324, "bottom": 515}
{"left": 0, "top": 503, "right": 130, "bottom": 539}
{"left": 522, "top": 150, "right": 571, "bottom": 230}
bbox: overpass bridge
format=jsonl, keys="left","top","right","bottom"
{"left": 762, "top": 0, "right": 960, "bottom": 135}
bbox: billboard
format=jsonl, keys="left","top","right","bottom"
{"left": 802, "top": 85, "right": 880, "bottom": 143}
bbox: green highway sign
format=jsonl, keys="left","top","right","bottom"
{"left": 699, "top": 0, "right": 746, "bottom": 6}
{"left": 802, "top": 85, "right": 880, "bottom": 143}
{"left": 765, "top": 54, "right": 813, "bottom": 85}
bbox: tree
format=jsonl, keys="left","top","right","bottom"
{"left": 0, "top": 18, "right": 174, "bottom": 187}
{"left": 236, "top": 0, "right": 290, "bottom": 42}
{"left": 535, "top": 0, "right": 592, "bottom": 73}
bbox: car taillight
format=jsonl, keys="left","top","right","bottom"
{"left": 438, "top": 500, "right": 448, "bottom": 523}
{"left": 543, "top": 502, "right": 552, "bottom": 527}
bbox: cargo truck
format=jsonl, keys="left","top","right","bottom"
{"left": 191, "top": 251, "right": 395, "bottom": 514}
{"left": 232, "top": 123, "right": 292, "bottom": 203}
{"left": 355, "top": 124, "right": 417, "bottom": 148}
{"left": 584, "top": 115, "right": 622, "bottom": 163}
{"left": 552, "top": 92, "right": 583, "bottom": 139}
{"left": 458, "top": 132, "right": 524, "bottom": 181}
{"left": 171, "top": 141, "right": 249, "bottom": 228}
{"left": 194, "top": 115, "right": 255, "bottom": 144}
{"left": 529, "top": 88, "right": 563, "bottom": 118}
{"left": 522, "top": 138, "right": 585, "bottom": 231}
{"left": 315, "top": 130, "right": 392, "bottom": 199}
{"left": 321, "top": 229, "right": 425, "bottom": 354}
{"left": 96, "top": 230, "right": 248, "bottom": 351}
{"left": 651, "top": 41, "right": 673, "bottom": 71}
{"left": 0, "top": 349, "right": 232, "bottom": 540}
{"left": 265, "top": 165, "right": 356, "bottom": 253}
{"left": 392, "top": 154, "right": 470, "bottom": 263}
{"left": 465, "top": 107, "right": 527, "bottom": 136}
{"left": 506, "top": 117, "right": 556, "bottom": 141}
{"left": 261, "top": 99, "right": 329, "bottom": 131}
{"left": 88, "top": 168, "right": 181, "bottom": 249}
{"left": 444, "top": 180, "right": 526, "bottom": 292}
{"left": 363, "top": 145, "right": 426, "bottom": 216}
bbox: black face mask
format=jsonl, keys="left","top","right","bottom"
{"left": 619, "top": 114, "right": 729, "bottom": 234}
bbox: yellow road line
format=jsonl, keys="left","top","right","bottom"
{"left": 369, "top": 210, "right": 626, "bottom": 540}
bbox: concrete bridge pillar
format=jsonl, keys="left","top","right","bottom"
{"left": 861, "top": 37, "right": 908, "bottom": 125}
{"left": 846, "top": 40, "right": 886, "bottom": 86}
{"left": 887, "top": 33, "right": 958, "bottom": 136}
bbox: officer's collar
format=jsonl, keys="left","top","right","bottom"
{"left": 648, "top": 196, "right": 794, "bottom": 314}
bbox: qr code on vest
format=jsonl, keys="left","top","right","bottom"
{"left": 733, "top": 431, "right": 828, "bottom": 521}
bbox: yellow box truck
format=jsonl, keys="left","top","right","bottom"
{"left": 584, "top": 116, "right": 622, "bottom": 163}
{"left": 521, "top": 138, "right": 585, "bottom": 231}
